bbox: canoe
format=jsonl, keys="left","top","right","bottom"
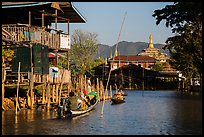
{"left": 71, "top": 98, "right": 98, "bottom": 117}
{"left": 110, "top": 98, "right": 125, "bottom": 105}
{"left": 57, "top": 91, "right": 99, "bottom": 118}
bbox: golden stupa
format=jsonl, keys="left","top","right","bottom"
{"left": 148, "top": 34, "right": 154, "bottom": 48}
{"left": 138, "top": 34, "right": 168, "bottom": 62}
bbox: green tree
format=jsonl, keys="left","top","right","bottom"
{"left": 152, "top": 2, "right": 202, "bottom": 80}
{"left": 70, "top": 29, "right": 99, "bottom": 75}
{"left": 151, "top": 62, "right": 164, "bottom": 72}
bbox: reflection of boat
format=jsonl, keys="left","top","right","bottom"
{"left": 110, "top": 97, "right": 125, "bottom": 105}
{"left": 57, "top": 91, "right": 99, "bottom": 118}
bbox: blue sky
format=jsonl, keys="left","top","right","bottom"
{"left": 56, "top": 2, "right": 174, "bottom": 46}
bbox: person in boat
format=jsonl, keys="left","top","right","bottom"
{"left": 118, "top": 88, "right": 124, "bottom": 95}
{"left": 68, "top": 91, "right": 82, "bottom": 111}
{"left": 114, "top": 91, "right": 124, "bottom": 100}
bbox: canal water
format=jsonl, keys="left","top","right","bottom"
{"left": 2, "top": 90, "right": 202, "bottom": 135}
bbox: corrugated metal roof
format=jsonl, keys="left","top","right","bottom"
{"left": 2, "top": 2, "right": 52, "bottom": 8}
{"left": 2, "top": 2, "right": 86, "bottom": 23}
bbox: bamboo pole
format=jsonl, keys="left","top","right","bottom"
{"left": 55, "top": 83, "right": 58, "bottom": 104}
{"left": 15, "top": 62, "right": 21, "bottom": 114}
{"left": 80, "top": 76, "right": 83, "bottom": 97}
{"left": 47, "top": 82, "right": 50, "bottom": 110}
{"left": 59, "top": 69, "right": 65, "bottom": 105}
{"left": 29, "top": 43, "right": 34, "bottom": 109}
{"left": 85, "top": 75, "right": 87, "bottom": 91}
{"left": 42, "top": 83, "right": 45, "bottom": 104}
{"left": 29, "top": 11, "right": 31, "bottom": 27}
{"left": 110, "top": 85, "right": 112, "bottom": 99}
{"left": 96, "top": 78, "right": 100, "bottom": 99}
{"left": 101, "top": 12, "right": 127, "bottom": 116}
{"left": 52, "top": 84, "right": 55, "bottom": 103}
{"left": 2, "top": 67, "right": 6, "bottom": 106}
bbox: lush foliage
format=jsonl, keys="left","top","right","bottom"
{"left": 151, "top": 62, "right": 164, "bottom": 72}
{"left": 2, "top": 48, "right": 15, "bottom": 64}
{"left": 152, "top": 2, "right": 202, "bottom": 80}
{"left": 69, "top": 29, "right": 99, "bottom": 75}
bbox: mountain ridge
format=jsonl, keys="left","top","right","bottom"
{"left": 95, "top": 41, "right": 169, "bottom": 59}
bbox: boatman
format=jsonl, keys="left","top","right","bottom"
{"left": 68, "top": 91, "right": 82, "bottom": 110}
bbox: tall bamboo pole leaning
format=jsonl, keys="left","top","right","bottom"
{"left": 110, "top": 85, "right": 112, "bottom": 99}
{"left": 15, "top": 62, "right": 21, "bottom": 114}
{"left": 101, "top": 12, "right": 127, "bottom": 116}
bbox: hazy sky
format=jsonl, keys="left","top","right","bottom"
{"left": 56, "top": 2, "right": 174, "bottom": 46}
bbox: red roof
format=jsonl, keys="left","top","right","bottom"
{"left": 110, "top": 55, "right": 157, "bottom": 62}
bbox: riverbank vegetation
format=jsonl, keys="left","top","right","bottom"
{"left": 153, "top": 2, "right": 202, "bottom": 86}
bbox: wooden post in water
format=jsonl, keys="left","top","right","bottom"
{"left": 56, "top": 83, "right": 59, "bottom": 104}
{"left": 2, "top": 67, "right": 6, "bottom": 107}
{"left": 105, "top": 83, "right": 108, "bottom": 99}
{"left": 16, "top": 62, "right": 21, "bottom": 114}
{"left": 110, "top": 85, "right": 112, "bottom": 99}
{"left": 84, "top": 75, "right": 87, "bottom": 91}
{"left": 52, "top": 84, "right": 55, "bottom": 103}
{"left": 96, "top": 78, "right": 100, "bottom": 100}
{"left": 59, "top": 69, "right": 65, "bottom": 105}
{"left": 101, "top": 81, "right": 105, "bottom": 100}
{"left": 42, "top": 83, "right": 46, "bottom": 104}
{"left": 47, "top": 82, "right": 50, "bottom": 110}
{"left": 29, "top": 43, "right": 34, "bottom": 109}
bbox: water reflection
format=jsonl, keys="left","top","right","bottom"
{"left": 2, "top": 90, "right": 202, "bottom": 135}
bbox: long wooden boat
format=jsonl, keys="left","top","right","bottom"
{"left": 110, "top": 97, "right": 125, "bottom": 105}
{"left": 71, "top": 96, "right": 99, "bottom": 117}
{"left": 57, "top": 91, "right": 99, "bottom": 118}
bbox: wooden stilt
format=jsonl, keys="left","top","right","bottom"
{"left": 2, "top": 67, "right": 6, "bottom": 108}
{"left": 110, "top": 85, "right": 112, "bottom": 99}
{"left": 42, "top": 83, "right": 45, "bottom": 104}
{"left": 56, "top": 83, "right": 59, "bottom": 104}
{"left": 96, "top": 78, "right": 100, "bottom": 100}
{"left": 52, "top": 84, "right": 55, "bottom": 103}
{"left": 59, "top": 69, "right": 65, "bottom": 105}
{"left": 47, "top": 82, "right": 50, "bottom": 110}
{"left": 16, "top": 62, "right": 21, "bottom": 114}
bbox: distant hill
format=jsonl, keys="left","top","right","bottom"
{"left": 94, "top": 41, "right": 170, "bottom": 59}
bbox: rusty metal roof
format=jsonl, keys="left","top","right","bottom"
{"left": 2, "top": 2, "right": 86, "bottom": 24}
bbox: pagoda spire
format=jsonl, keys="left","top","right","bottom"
{"left": 114, "top": 47, "right": 118, "bottom": 57}
{"left": 148, "top": 34, "right": 154, "bottom": 48}
{"left": 110, "top": 50, "right": 113, "bottom": 58}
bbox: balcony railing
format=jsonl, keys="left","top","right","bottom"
{"left": 2, "top": 24, "right": 60, "bottom": 49}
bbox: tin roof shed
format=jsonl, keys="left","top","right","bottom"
{"left": 2, "top": 2, "right": 86, "bottom": 26}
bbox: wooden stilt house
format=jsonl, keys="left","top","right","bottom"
{"left": 2, "top": 2, "right": 86, "bottom": 110}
